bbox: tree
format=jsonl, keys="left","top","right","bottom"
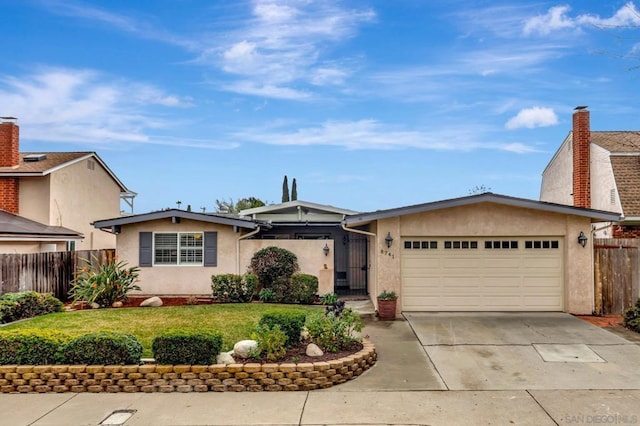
{"left": 468, "top": 185, "right": 491, "bottom": 195}
{"left": 215, "top": 197, "right": 266, "bottom": 213}
{"left": 291, "top": 178, "right": 298, "bottom": 201}
{"left": 282, "top": 175, "right": 290, "bottom": 202}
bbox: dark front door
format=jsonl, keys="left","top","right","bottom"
{"left": 335, "top": 235, "right": 368, "bottom": 295}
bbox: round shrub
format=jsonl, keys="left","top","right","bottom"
{"left": 289, "top": 273, "right": 318, "bottom": 304}
{"left": 0, "top": 329, "right": 70, "bottom": 365}
{"left": 0, "top": 291, "right": 63, "bottom": 324}
{"left": 249, "top": 247, "right": 299, "bottom": 289}
{"left": 152, "top": 331, "right": 223, "bottom": 365}
{"left": 63, "top": 332, "right": 142, "bottom": 365}
{"left": 211, "top": 273, "right": 257, "bottom": 303}
{"left": 259, "top": 310, "right": 307, "bottom": 347}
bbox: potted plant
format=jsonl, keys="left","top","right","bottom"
{"left": 377, "top": 290, "right": 398, "bottom": 319}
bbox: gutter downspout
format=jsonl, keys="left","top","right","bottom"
{"left": 237, "top": 226, "right": 261, "bottom": 274}
{"left": 341, "top": 221, "right": 379, "bottom": 311}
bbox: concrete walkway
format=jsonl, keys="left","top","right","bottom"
{"left": 2, "top": 313, "right": 640, "bottom": 425}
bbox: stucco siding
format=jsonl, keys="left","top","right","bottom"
{"left": 0, "top": 241, "right": 65, "bottom": 253}
{"left": 590, "top": 144, "right": 621, "bottom": 213}
{"left": 540, "top": 135, "right": 573, "bottom": 204}
{"left": 367, "top": 203, "right": 595, "bottom": 315}
{"left": 19, "top": 176, "right": 51, "bottom": 225}
{"left": 49, "top": 158, "right": 120, "bottom": 250}
{"left": 113, "top": 219, "right": 241, "bottom": 296}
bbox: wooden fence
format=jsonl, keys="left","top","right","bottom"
{"left": 594, "top": 238, "right": 640, "bottom": 315}
{"left": 0, "top": 249, "right": 115, "bottom": 302}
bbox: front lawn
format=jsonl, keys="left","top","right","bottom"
{"left": 2, "top": 304, "right": 323, "bottom": 358}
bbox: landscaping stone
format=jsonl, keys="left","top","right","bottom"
{"left": 90, "top": 302, "right": 100, "bottom": 309}
{"left": 306, "top": 343, "right": 324, "bottom": 357}
{"left": 216, "top": 351, "right": 235, "bottom": 365}
{"left": 140, "top": 296, "right": 163, "bottom": 307}
{"left": 112, "top": 301, "right": 124, "bottom": 308}
{"left": 233, "top": 340, "right": 258, "bottom": 358}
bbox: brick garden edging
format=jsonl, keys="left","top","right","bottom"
{"left": 0, "top": 341, "right": 376, "bottom": 393}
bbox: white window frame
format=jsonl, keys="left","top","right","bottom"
{"left": 153, "top": 232, "right": 204, "bottom": 266}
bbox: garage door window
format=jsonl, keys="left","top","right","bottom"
{"left": 404, "top": 240, "right": 438, "bottom": 249}
{"left": 525, "top": 240, "right": 559, "bottom": 249}
{"left": 484, "top": 240, "right": 518, "bottom": 249}
{"left": 444, "top": 240, "right": 478, "bottom": 249}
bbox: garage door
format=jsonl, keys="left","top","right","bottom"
{"left": 401, "top": 237, "right": 563, "bottom": 311}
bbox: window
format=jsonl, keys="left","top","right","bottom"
{"left": 404, "top": 240, "right": 438, "bottom": 249}
{"left": 525, "top": 239, "right": 559, "bottom": 249}
{"left": 444, "top": 240, "right": 478, "bottom": 249}
{"left": 154, "top": 232, "right": 203, "bottom": 265}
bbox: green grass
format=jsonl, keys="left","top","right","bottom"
{"left": 2, "top": 304, "right": 323, "bottom": 357}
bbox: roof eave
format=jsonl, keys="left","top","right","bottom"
{"left": 93, "top": 209, "right": 261, "bottom": 230}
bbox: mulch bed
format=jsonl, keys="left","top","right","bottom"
{"left": 576, "top": 315, "right": 623, "bottom": 327}
{"left": 240, "top": 341, "right": 364, "bottom": 364}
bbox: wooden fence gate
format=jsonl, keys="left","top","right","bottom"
{"left": 0, "top": 249, "right": 115, "bottom": 302}
{"left": 594, "top": 238, "right": 639, "bottom": 315}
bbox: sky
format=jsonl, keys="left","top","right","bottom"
{"left": 1, "top": 0, "right": 639, "bottom": 214}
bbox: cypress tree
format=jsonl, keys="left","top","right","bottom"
{"left": 282, "top": 175, "right": 290, "bottom": 202}
{"left": 291, "top": 178, "right": 298, "bottom": 201}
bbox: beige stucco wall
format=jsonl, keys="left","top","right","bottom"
{"left": 112, "top": 219, "right": 242, "bottom": 296}
{"left": 364, "top": 202, "right": 596, "bottom": 315}
{"left": 0, "top": 241, "right": 66, "bottom": 253}
{"left": 239, "top": 240, "right": 334, "bottom": 294}
{"left": 48, "top": 158, "right": 121, "bottom": 250}
{"left": 540, "top": 134, "right": 573, "bottom": 205}
{"left": 19, "top": 176, "right": 51, "bottom": 225}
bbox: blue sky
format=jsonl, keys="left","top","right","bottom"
{"left": 1, "top": 1, "right": 639, "bottom": 214}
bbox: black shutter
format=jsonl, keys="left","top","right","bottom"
{"left": 204, "top": 232, "right": 217, "bottom": 267}
{"left": 139, "top": 232, "right": 153, "bottom": 267}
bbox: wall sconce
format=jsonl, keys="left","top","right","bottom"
{"left": 323, "top": 243, "right": 330, "bottom": 256}
{"left": 385, "top": 232, "right": 394, "bottom": 248}
{"left": 577, "top": 231, "right": 588, "bottom": 248}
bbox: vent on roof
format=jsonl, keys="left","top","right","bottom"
{"left": 23, "top": 154, "right": 47, "bottom": 162}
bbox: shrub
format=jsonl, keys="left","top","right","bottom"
{"left": 63, "top": 332, "right": 143, "bottom": 365}
{"left": 306, "top": 308, "right": 363, "bottom": 353}
{"left": 624, "top": 298, "right": 640, "bottom": 332}
{"left": 289, "top": 274, "right": 318, "bottom": 304}
{"left": 152, "top": 331, "right": 223, "bottom": 365}
{"left": 249, "top": 247, "right": 299, "bottom": 289}
{"left": 0, "top": 291, "right": 63, "bottom": 324}
{"left": 259, "top": 310, "right": 306, "bottom": 347}
{"left": 69, "top": 256, "right": 140, "bottom": 308}
{"left": 0, "top": 329, "right": 70, "bottom": 365}
{"left": 251, "top": 324, "right": 287, "bottom": 361}
{"left": 320, "top": 293, "right": 339, "bottom": 305}
{"left": 211, "top": 273, "right": 258, "bottom": 303}
{"left": 258, "top": 288, "right": 276, "bottom": 303}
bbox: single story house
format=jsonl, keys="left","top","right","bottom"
{"left": 94, "top": 193, "right": 620, "bottom": 315}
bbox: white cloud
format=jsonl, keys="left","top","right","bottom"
{"left": 234, "top": 119, "right": 538, "bottom": 153}
{"left": 524, "top": 3, "right": 640, "bottom": 36}
{"left": 0, "top": 68, "right": 231, "bottom": 147}
{"left": 505, "top": 107, "right": 558, "bottom": 129}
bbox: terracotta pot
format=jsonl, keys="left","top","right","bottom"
{"left": 377, "top": 299, "right": 397, "bottom": 319}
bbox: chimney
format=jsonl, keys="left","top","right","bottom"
{"left": 0, "top": 117, "right": 20, "bottom": 214}
{"left": 572, "top": 107, "right": 590, "bottom": 208}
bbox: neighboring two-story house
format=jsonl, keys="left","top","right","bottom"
{"left": 0, "top": 118, "right": 134, "bottom": 252}
{"left": 540, "top": 107, "right": 639, "bottom": 237}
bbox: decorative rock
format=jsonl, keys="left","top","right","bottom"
{"left": 140, "top": 297, "right": 163, "bottom": 307}
{"left": 233, "top": 340, "right": 258, "bottom": 359}
{"left": 90, "top": 302, "right": 101, "bottom": 309}
{"left": 216, "top": 351, "right": 235, "bottom": 365}
{"left": 112, "top": 301, "right": 124, "bottom": 308}
{"left": 306, "top": 343, "right": 324, "bottom": 357}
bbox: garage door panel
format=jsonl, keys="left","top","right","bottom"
{"left": 401, "top": 237, "right": 563, "bottom": 311}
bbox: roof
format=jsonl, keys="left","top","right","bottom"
{"left": 93, "top": 209, "right": 263, "bottom": 231}
{"left": 0, "top": 152, "right": 133, "bottom": 194}
{"left": 0, "top": 210, "right": 83, "bottom": 240}
{"left": 610, "top": 156, "right": 640, "bottom": 217}
{"left": 240, "top": 200, "right": 358, "bottom": 216}
{"left": 344, "top": 192, "right": 621, "bottom": 225}
{"left": 591, "top": 131, "right": 640, "bottom": 153}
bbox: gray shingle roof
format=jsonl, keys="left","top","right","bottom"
{"left": 610, "top": 155, "right": 640, "bottom": 217}
{"left": 0, "top": 210, "right": 83, "bottom": 238}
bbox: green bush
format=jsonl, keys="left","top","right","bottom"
{"left": 306, "top": 308, "right": 363, "bottom": 353}
{"left": 68, "top": 256, "right": 140, "bottom": 308}
{"left": 258, "top": 288, "right": 276, "bottom": 302}
{"left": 259, "top": 310, "right": 306, "bottom": 347}
{"left": 152, "top": 331, "right": 223, "bottom": 365}
{"left": 0, "top": 291, "right": 63, "bottom": 324}
{"left": 289, "top": 274, "right": 318, "bottom": 304}
{"left": 0, "top": 329, "right": 70, "bottom": 365}
{"left": 211, "top": 273, "right": 258, "bottom": 303}
{"left": 63, "top": 332, "right": 142, "bottom": 365}
{"left": 249, "top": 247, "right": 299, "bottom": 289}
{"left": 624, "top": 298, "right": 640, "bottom": 332}
{"left": 320, "top": 293, "right": 339, "bottom": 305}
{"left": 251, "top": 324, "right": 287, "bottom": 361}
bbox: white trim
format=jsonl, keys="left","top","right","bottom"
{"left": 152, "top": 231, "right": 204, "bottom": 266}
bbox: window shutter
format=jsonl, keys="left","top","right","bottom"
{"left": 139, "top": 232, "right": 153, "bottom": 267}
{"left": 204, "top": 232, "right": 218, "bottom": 267}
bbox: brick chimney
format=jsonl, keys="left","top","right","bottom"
{"left": 572, "top": 107, "right": 590, "bottom": 208}
{"left": 0, "top": 118, "right": 20, "bottom": 214}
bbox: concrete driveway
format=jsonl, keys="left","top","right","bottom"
{"left": 405, "top": 312, "right": 640, "bottom": 391}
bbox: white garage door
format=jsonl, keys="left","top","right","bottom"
{"left": 401, "top": 237, "right": 563, "bottom": 311}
